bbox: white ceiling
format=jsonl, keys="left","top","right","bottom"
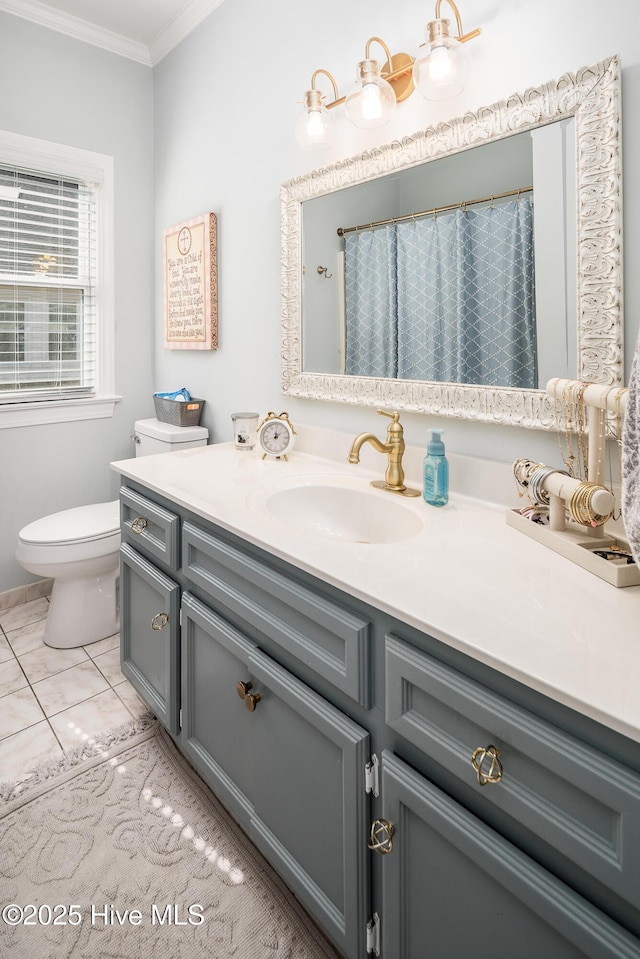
{"left": 0, "top": 0, "right": 225, "bottom": 65}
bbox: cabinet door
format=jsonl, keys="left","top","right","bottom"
{"left": 248, "top": 645, "right": 370, "bottom": 959}
{"left": 181, "top": 591, "right": 258, "bottom": 817}
{"left": 378, "top": 750, "right": 640, "bottom": 959}
{"left": 120, "top": 543, "right": 180, "bottom": 734}
{"left": 181, "top": 592, "right": 370, "bottom": 959}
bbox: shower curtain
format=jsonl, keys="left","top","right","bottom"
{"left": 344, "top": 224, "right": 397, "bottom": 378}
{"left": 344, "top": 197, "right": 537, "bottom": 388}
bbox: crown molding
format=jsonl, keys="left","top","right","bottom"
{"left": 149, "top": 0, "right": 226, "bottom": 65}
{"left": 0, "top": 0, "right": 226, "bottom": 66}
{"left": 0, "top": 0, "right": 151, "bottom": 63}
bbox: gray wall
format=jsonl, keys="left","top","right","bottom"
{"left": 0, "top": 13, "right": 154, "bottom": 588}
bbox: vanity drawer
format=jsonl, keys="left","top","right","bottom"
{"left": 182, "top": 521, "right": 372, "bottom": 706}
{"left": 385, "top": 634, "right": 640, "bottom": 910}
{"left": 120, "top": 486, "right": 180, "bottom": 571}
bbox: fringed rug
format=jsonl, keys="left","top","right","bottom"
{"left": 0, "top": 717, "right": 340, "bottom": 959}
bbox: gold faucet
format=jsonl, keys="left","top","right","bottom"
{"left": 348, "top": 410, "right": 421, "bottom": 497}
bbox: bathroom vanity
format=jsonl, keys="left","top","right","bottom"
{"left": 112, "top": 439, "right": 640, "bottom": 958}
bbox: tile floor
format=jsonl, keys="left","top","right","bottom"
{"left": 0, "top": 595, "right": 147, "bottom": 785}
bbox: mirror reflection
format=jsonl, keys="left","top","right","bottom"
{"left": 302, "top": 123, "right": 576, "bottom": 391}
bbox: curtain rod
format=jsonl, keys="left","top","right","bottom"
{"left": 336, "top": 186, "right": 533, "bottom": 237}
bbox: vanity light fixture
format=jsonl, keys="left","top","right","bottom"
{"left": 295, "top": 3, "right": 479, "bottom": 148}
{"left": 412, "top": 0, "right": 481, "bottom": 100}
{"left": 295, "top": 69, "right": 339, "bottom": 151}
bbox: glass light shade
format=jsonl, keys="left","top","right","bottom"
{"left": 345, "top": 59, "right": 396, "bottom": 129}
{"left": 295, "top": 91, "right": 333, "bottom": 150}
{"left": 413, "top": 22, "right": 470, "bottom": 100}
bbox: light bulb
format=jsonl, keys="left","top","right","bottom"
{"left": 413, "top": 20, "right": 469, "bottom": 100}
{"left": 345, "top": 60, "right": 396, "bottom": 130}
{"left": 360, "top": 82, "right": 384, "bottom": 122}
{"left": 295, "top": 90, "right": 332, "bottom": 150}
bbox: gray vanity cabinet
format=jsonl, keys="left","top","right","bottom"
{"left": 180, "top": 589, "right": 370, "bottom": 959}
{"left": 119, "top": 482, "right": 640, "bottom": 959}
{"left": 120, "top": 542, "right": 181, "bottom": 735}
{"left": 377, "top": 750, "right": 640, "bottom": 959}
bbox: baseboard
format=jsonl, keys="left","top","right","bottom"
{"left": 0, "top": 578, "right": 53, "bottom": 612}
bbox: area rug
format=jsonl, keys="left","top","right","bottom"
{"left": 0, "top": 717, "right": 341, "bottom": 959}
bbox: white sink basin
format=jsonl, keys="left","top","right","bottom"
{"left": 261, "top": 483, "right": 424, "bottom": 544}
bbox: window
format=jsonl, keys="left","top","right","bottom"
{"left": 0, "top": 131, "right": 116, "bottom": 428}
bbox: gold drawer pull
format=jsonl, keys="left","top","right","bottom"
{"left": 150, "top": 612, "right": 169, "bottom": 631}
{"left": 131, "top": 516, "right": 148, "bottom": 534}
{"left": 368, "top": 819, "right": 395, "bottom": 854}
{"left": 471, "top": 744, "right": 503, "bottom": 786}
{"left": 236, "top": 680, "right": 261, "bottom": 711}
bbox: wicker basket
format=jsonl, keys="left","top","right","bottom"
{"left": 153, "top": 396, "right": 205, "bottom": 427}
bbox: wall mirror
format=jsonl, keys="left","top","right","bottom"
{"left": 280, "top": 57, "right": 622, "bottom": 429}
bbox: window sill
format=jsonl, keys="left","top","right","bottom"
{"left": 0, "top": 395, "right": 122, "bottom": 429}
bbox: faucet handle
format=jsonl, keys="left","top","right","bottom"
{"left": 377, "top": 410, "right": 402, "bottom": 434}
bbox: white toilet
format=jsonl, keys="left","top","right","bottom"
{"left": 16, "top": 418, "right": 208, "bottom": 649}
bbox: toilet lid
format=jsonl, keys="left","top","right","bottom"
{"left": 19, "top": 501, "right": 120, "bottom": 546}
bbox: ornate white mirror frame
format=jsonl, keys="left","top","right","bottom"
{"left": 280, "top": 56, "right": 622, "bottom": 430}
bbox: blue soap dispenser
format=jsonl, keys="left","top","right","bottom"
{"left": 423, "top": 429, "right": 449, "bottom": 506}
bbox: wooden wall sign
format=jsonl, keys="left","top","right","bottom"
{"left": 163, "top": 212, "right": 217, "bottom": 350}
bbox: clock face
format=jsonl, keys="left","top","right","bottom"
{"left": 261, "top": 420, "right": 293, "bottom": 455}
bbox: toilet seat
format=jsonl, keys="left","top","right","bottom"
{"left": 18, "top": 501, "right": 120, "bottom": 547}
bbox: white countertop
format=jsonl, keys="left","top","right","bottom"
{"left": 111, "top": 432, "right": 640, "bottom": 744}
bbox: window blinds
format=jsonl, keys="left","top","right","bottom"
{"left": 0, "top": 166, "right": 97, "bottom": 402}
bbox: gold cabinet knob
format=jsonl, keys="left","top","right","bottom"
{"left": 471, "top": 744, "right": 503, "bottom": 785}
{"left": 368, "top": 819, "right": 395, "bottom": 854}
{"left": 150, "top": 612, "right": 169, "bottom": 631}
{"left": 236, "top": 680, "right": 253, "bottom": 699}
{"left": 131, "top": 516, "right": 147, "bottom": 534}
{"left": 236, "top": 680, "right": 260, "bottom": 711}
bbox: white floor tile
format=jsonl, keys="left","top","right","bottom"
{"left": 0, "top": 659, "right": 28, "bottom": 698}
{"left": 6, "top": 618, "right": 47, "bottom": 657}
{"left": 31, "top": 659, "right": 110, "bottom": 717}
{"left": 0, "top": 632, "right": 14, "bottom": 665}
{"left": 0, "top": 721, "right": 62, "bottom": 784}
{"left": 0, "top": 597, "right": 49, "bottom": 633}
{"left": 84, "top": 632, "right": 120, "bottom": 659}
{"left": 92, "top": 646, "right": 124, "bottom": 686}
{"left": 0, "top": 686, "right": 45, "bottom": 740}
{"left": 114, "top": 680, "right": 149, "bottom": 719}
{"left": 18, "top": 643, "right": 88, "bottom": 684}
{"left": 48, "top": 689, "right": 133, "bottom": 749}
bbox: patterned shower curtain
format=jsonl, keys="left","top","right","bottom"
{"left": 344, "top": 197, "right": 537, "bottom": 388}
{"left": 344, "top": 225, "right": 397, "bottom": 378}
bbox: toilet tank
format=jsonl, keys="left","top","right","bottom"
{"left": 134, "top": 417, "right": 209, "bottom": 456}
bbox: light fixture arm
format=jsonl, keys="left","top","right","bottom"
{"left": 310, "top": 68, "right": 339, "bottom": 101}
{"left": 302, "top": 68, "right": 339, "bottom": 114}
{"left": 433, "top": 0, "right": 481, "bottom": 43}
{"left": 364, "top": 36, "right": 394, "bottom": 71}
